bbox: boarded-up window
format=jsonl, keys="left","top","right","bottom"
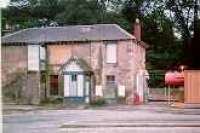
{"left": 50, "top": 75, "right": 58, "bottom": 95}
{"left": 40, "top": 46, "right": 46, "bottom": 60}
{"left": 28, "top": 45, "right": 40, "bottom": 71}
{"left": 40, "top": 46, "right": 46, "bottom": 70}
{"left": 106, "top": 44, "right": 117, "bottom": 63}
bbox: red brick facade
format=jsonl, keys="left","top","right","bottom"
{"left": 47, "top": 40, "right": 145, "bottom": 102}
{"left": 2, "top": 45, "right": 41, "bottom": 104}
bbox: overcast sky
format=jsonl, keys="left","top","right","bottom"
{"left": 0, "top": 0, "right": 10, "bottom": 8}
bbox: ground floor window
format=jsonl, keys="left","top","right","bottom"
{"left": 106, "top": 75, "right": 115, "bottom": 84}
{"left": 50, "top": 75, "right": 58, "bottom": 95}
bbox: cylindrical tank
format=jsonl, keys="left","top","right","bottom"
{"left": 165, "top": 71, "right": 184, "bottom": 86}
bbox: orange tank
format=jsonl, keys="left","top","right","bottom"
{"left": 165, "top": 71, "right": 184, "bottom": 86}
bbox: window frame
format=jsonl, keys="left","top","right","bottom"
{"left": 105, "top": 42, "right": 118, "bottom": 64}
{"left": 106, "top": 75, "right": 116, "bottom": 84}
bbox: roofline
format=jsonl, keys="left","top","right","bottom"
{"left": 137, "top": 41, "right": 150, "bottom": 49}
{"left": 2, "top": 28, "right": 28, "bottom": 39}
{"left": 2, "top": 23, "right": 131, "bottom": 35}
{"left": 2, "top": 24, "right": 135, "bottom": 44}
{"left": 1, "top": 42, "right": 43, "bottom": 46}
{"left": 114, "top": 24, "right": 136, "bottom": 40}
{"left": 2, "top": 38, "right": 135, "bottom": 45}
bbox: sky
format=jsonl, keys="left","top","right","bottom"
{"left": 0, "top": 0, "right": 10, "bottom": 8}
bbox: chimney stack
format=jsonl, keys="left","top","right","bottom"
{"left": 133, "top": 18, "right": 141, "bottom": 42}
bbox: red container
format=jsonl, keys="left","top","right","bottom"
{"left": 165, "top": 71, "right": 184, "bottom": 86}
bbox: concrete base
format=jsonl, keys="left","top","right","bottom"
{"left": 63, "top": 97, "right": 86, "bottom": 105}
{"left": 184, "top": 103, "right": 200, "bottom": 109}
{"left": 171, "top": 102, "right": 200, "bottom": 109}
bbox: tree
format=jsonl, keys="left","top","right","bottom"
{"left": 189, "top": 0, "right": 200, "bottom": 68}
{"left": 2, "top": 0, "right": 64, "bottom": 30}
{"left": 55, "top": 0, "right": 103, "bottom": 25}
{"left": 3, "top": 0, "right": 199, "bottom": 69}
{"left": 166, "top": 0, "right": 200, "bottom": 68}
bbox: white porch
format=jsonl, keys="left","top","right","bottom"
{"left": 60, "top": 57, "right": 92, "bottom": 103}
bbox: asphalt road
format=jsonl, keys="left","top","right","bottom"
{"left": 3, "top": 104, "right": 200, "bottom": 133}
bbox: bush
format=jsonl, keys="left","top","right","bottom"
{"left": 118, "top": 96, "right": 126, "bottom": 104}
{"left": 41, "top": 97, "right": 63, "bottom": 104}
{"left": 90, "top": 97, "right": 106, "bottom": 106}
{"left": 2, "top": 72, "right": 26, "bottom": 102}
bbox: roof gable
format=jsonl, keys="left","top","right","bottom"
{"left": 64, "top": 61, "right": 83, "bottom": 72}
{"left": 60, "top": 56, "right": 92, "bottom": 73}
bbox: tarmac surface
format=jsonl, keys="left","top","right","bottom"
{"left": 3, "top": 102, "right": 200, "bottom": 133}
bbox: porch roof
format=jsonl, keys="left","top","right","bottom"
{"left": 59, "top": 56, "right": 92, "bottom": 74}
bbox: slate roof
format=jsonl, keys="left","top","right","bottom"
{"left": 2, "top": 24, "right": 135, "bottom": 44}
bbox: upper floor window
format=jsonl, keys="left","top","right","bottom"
{"left": 28, "top": 44, "right": 46, "bottom": 71}
{"left": 106, "top": 43, "right": 117, "bottom": 63}
{"left": 28, "top": 45, "right": 39, "bottom": 71}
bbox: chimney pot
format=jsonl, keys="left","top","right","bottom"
{"left": 135, "top": 18, "right": 140, "bottom": 23}
{"left": 133, "top": 18, "right": 141, "bottom": 42}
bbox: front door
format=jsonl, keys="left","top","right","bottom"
{"left": 64, "top": 74, "right": 84, "bottom": 101}
{"left": 69, "top": 74, "right": 78, "bottom": 96}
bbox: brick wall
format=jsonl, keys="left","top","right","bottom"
{"left": 47, "top": 40, "right": 146, "bottom": 103}
{"left": 102, "top": 40, "right": 145, "bottom": 101}
{"left": 47, "top": 43, "right": 91, "bottom": 73}
{"left": 2, "top": 45, "right": 28, "bottom": 87}
{"left": 2, "top": 45, "right": 42, "bottom": 104}
{"left": 2, "top": 45, "right": 28, "bottom": 103}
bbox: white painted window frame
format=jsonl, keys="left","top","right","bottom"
{"left": 106, "top": 43, "right": 117, "bottom": 64}
{"left": 28, "top": 45, "right": 40, "bottom": 71}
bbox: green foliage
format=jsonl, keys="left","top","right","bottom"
{"left": 90, "top": 97, "right": 106, "bottom": 106}
{"left": 45, "top": 62, "right": 53, "bottom": 83}
{"left": 148, "top": 70, "right": 165, "bottom": 88}
{"left": 55, "top": 0, "right": 102, "bottom": 25}
{"left": 143, "top": 16, "right": 184, "bottom": 69}
{"left": 2, "top": 72, "right": 26, "bottom": 103}
{"left": 41, "top": 97, "right": 63, "bottom": 105}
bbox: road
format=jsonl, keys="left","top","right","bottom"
{"left": 3, "top": 103, "right": 200, "bottom": 133}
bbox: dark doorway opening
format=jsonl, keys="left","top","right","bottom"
{"left": 50, "top": 75, "right": 58, "bottom": 95}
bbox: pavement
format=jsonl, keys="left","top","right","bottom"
{"left": 3, "top": 102, "right": 200, "bottom": 133}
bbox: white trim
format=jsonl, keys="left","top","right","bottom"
{"left": 106, "top": 43, "right": 117, "bottom": 63}
{"left": 77, "top": 75, "right": 84, "bottom": 97}
{"left": 64, "top": 61, "right": 83, "bottom": 72}
{"left": 64, "top": 75, "right": 70, "bottom": 97}
{"left": 95, "top": 85, "right": 103, "bottom": 96}
{"left": 28, "top": 45, "right": 40, "bottom": 71}
{"left": 118, "top": 85, "right": 125, "bottom": 97}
